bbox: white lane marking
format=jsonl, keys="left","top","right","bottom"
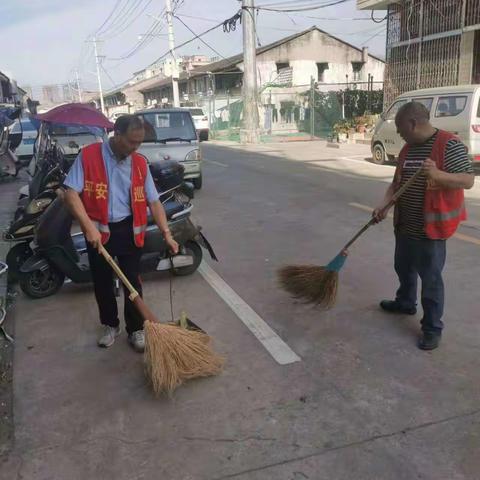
{"left": 198, "top": 261, "right": 301, "bottom": 365}
{"left": 349, "top": 202, "right": 480, "bottom": 246}
{"left": 204, "top": 159, "right": 228, "bottom": 168}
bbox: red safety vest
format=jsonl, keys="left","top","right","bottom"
{"left": 396, "top": 129, "right": 466, "bottom": 240}
{"left": 80, "top": 142, "right": 148, "bottom": 247}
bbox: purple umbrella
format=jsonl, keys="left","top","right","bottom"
{"left": 31, "top": 103, "right": 114, "bottom": 129}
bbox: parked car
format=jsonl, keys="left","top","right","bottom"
{"left": 9, "top": 118, "right": 38, "bottom": 160}
{"left": 371, "top": 85, "right": 480, "bottom": 164}
{"left": 188, "top": 107, "right": 209, "bottom": 141}
{"left": 135, "top": 108, "right": 203, "bottom": 189}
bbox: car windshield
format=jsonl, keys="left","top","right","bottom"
{"left": 49, "top": 124, "right": 98, "bottom": 136}
{"left": 189, "top": 109, "right": 204, "bottom": 116}
{"left": 139, "top": 111, "right": 196, "bottom": 142}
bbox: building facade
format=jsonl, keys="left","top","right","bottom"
{"left": 358, "top": 0, "right": 480, "bottom": 105}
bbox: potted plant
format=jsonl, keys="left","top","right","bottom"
{"left": 333, "top": 120, "right": 350, "bottom": 142}
{"left": 355, "top": 115, "right": 368, "bottom": 133}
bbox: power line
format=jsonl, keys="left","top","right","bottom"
{"left": 106, "top": 9, "right": 166, "bottom": 68}
{"left": 100, "top": 0, "right": 151, "bottom": 40}
{"left": 254, "top": 0, "right": 352, "bottom": 13}
{"left": 95, "top": 0, "right": 132, "bottom": 36}
{"left": 175, "top": 13, "right": 386, "bottom": 37}
{"left": 95, "top": 0, "right": 124, "bottom": 35}
{"left": 147, "top": 14, "right": 232, "bottom": 67}
{"left": 174, "top": 14, "right": 226, "bottom": 59}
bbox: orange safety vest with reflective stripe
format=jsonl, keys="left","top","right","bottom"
{"left": 80, "top": 143, "right": 148, "bottom": 247}
{"left": 396, "top": 129, "right": 467, "bottom": 240}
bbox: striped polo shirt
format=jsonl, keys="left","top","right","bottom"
{"left": 396, "top": 130, "right": 473, "bottom": 239}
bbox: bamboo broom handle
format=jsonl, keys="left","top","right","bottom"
{"left": 99, "top": 245, "right": 139, "bottom": 301}
{"left": 341, "top": 166, "right": 424, "bottom": 252}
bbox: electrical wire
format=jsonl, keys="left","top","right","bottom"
{"left": 95, "top": 0, "right": 133, "bottom": 37}
{"left": 148, "top": 13, "right": 238, "bottom": 67}
{"left": 106, "top": 9, "right": 166, "bottom": 65}
{"left": 254, "top": 0, "right": 352, "bottom": 13}
{"left": 94, "top": 0, "right": 125, "bottom": 35}
{"left": 174, "top": 15, "right": 226, "bottom": 59}
{"left": 371, "top": 9, "right": 388, "bottom": 23}
{"left": 100, "top": 0, "right": 151, "bottom": 40}
{"left": 361, "top": 25, "right": 386, "bottom": 46}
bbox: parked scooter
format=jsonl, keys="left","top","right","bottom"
{"left": 18, "top": 162, "right": 214, "bottom": 299}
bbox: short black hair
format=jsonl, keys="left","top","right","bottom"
{"left": 396, "top": 101, "right": 430, "bottom": 124}
{"left": 114, "top": 114, "right": 144, "bottom": 135}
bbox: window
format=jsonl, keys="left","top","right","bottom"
{"left": 385, "top": 100, "right": 408, "bottom": 120}
{"left": 435, "top": 96, "right": 468, "bottom": 118}
{"left": 137, "top": 111, "right": 197, "bottom": 142}
{"left": 317, "top": 62, "right": 329, "bottom": 82}
{"left": 276, "top": 62, "right": 289, "bottom": 73}
{"left": 352, "top": 62, "right": 364, "bottom": 81}
{"left": 411, "top": 97, "right": 434, "bottom": 112}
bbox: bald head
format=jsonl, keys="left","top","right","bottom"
{"left": 396, "top": 101, "right": 430, "bottom": 124}
{"left": 395, "top": 101, "right": 435, "bottom": 145}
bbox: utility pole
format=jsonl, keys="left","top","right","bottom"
{"left": 75, "top": 68, "right": 83, "bottom": 102}
{"left": 241, "top": 0, "right": 259, "bottom": 143}
{"left": 310, "top": 76, "right": 315, "bottom": 140}
{"left": 93, "top": 37, "right": 106, "bottom": 114}
{"left": 165, "top": 0, "right": 180, "bottom": 107}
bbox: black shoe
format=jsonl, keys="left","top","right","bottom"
{"left": 380, "top": 300, "right": 417, "bottom": 315}
{"left": 418, "top": 332, "right": 441, "bottom": 351}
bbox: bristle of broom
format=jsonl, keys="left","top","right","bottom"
{"left": 278, "top": 265, "right": 339, "bottom": 309}
{"left": 143, "top": 320, "right": 224, "bottom": 396}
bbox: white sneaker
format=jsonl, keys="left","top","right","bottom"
{"left": 128, "top": 330, "right": 145, "bottom": 353}
{"left": 98, "top": 325, "right": 121, "bottom": 348}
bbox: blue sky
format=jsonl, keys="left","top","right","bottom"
{"left": 0, "top": 0, "right": 386, "bottom": 94}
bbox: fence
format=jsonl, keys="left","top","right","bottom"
{"left": 202, "top": 81, "right": 384, "bottom": 142}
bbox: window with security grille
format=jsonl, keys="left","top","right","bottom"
{"left": 317, "top": 63, "right": 329, "bottom": 82}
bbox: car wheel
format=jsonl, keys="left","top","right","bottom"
{"left": 192, "top": 174, "right": 202, "bottom": 190}
{"left": 19, "top": 266, "right": 65, "bottom": 299}
{"left": 171, "top": 241, "right": 203, "bottom": 276}
{"left": 372, "top": 143, "right": 386, "bottom": 165}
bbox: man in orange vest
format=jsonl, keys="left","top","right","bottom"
{"left": 373, "top": 101, "right": 474, "bottom": 350}
{"left": 64, "top": 115, "right": 178, "bottom": 352}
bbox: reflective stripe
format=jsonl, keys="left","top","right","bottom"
{"left": 425, "top": 204, "right": 465, "bottom": 223}
{"left": 92, "top": 221, "right": 110, "bottom": 233}
{"left": 133, "top": 224, "right": 147, "bottom": 235}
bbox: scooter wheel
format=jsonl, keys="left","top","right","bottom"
{"left": 171, "top": 240, "right": 203, "bottom": 276}
{"left": 19, "top": 267, "right": 65, "bottom": 299}
{"left": 6, "top": 243, "right": 33, "bottom": 284}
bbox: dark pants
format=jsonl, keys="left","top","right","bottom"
{"left": 87, "top": 217, "right": 144, "bottom": 335}
{"left": 394, "top": 233, "right": 446, "bottom": 334}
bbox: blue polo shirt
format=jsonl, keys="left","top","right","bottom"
{"left": 64, "top": 141, "right": 159, "bottom": 223}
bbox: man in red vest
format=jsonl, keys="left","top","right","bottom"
{"left": 373, "top": 101, "right": 474, "bottom": 350}
{"left": 64, "top": 115, "right": 178, "bottom": 352}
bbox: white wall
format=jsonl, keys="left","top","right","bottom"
{"left": 239, "top": 29, "right": 385, "bottom": 89}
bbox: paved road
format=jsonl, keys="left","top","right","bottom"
{"left": 2, "top": 142, "right": 480, "bottom": 479}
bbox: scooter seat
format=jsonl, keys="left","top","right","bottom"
{"left": 147, "top": 200, "right": 185, "bottom": 225}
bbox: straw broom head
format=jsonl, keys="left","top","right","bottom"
{"left": 277, "top": 253, "right": 347, "bottom": 309}
{"left": 144, "top": 320, "right": 224, "bottom": 396}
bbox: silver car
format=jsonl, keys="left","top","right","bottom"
{"left": 135, "top": 108, "right": 203, "bottom": 189}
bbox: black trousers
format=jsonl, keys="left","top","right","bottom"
{"left": 87, "top": 217, "right": 144, "bottom": 335}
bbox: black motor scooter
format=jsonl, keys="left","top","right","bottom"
{"left": 18, "top": 164, "right": 215, "bottom": 299}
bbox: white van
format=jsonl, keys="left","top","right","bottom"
{"left": 371, "top": 85, "right": 480, "bottom": 164}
